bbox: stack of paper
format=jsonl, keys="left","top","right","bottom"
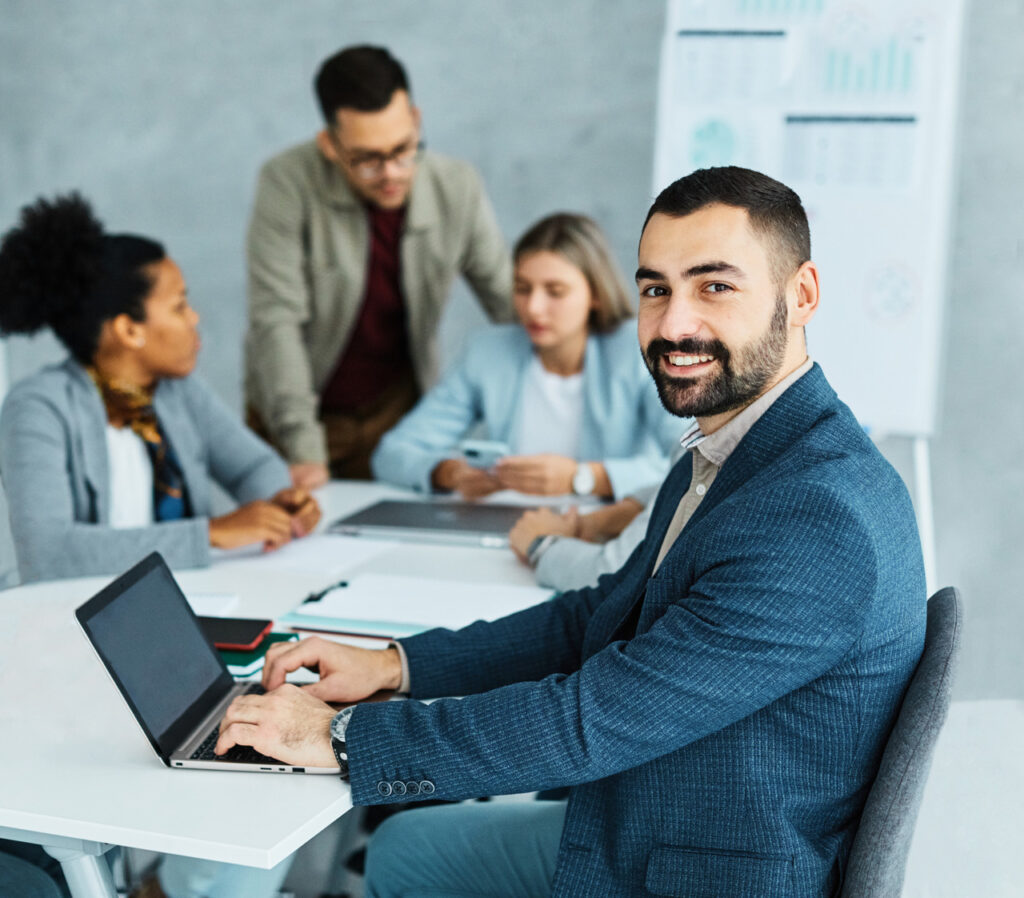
{"left": 276, "top": 573, "right": 553, "bottom": 638}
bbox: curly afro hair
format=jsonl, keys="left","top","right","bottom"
{"left": 0, "top": 193, "right": 164, "bottom": 363}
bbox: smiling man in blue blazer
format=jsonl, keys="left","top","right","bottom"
{"left": 218, "top": 167, "right": 927, "bottom": 897}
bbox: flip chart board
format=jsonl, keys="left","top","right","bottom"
{"left": 653, "top": 0, "right": 965, "bottom": 436}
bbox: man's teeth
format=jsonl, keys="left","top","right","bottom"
{"left": 668, "top": 354, "right": 713, "bottom": 367}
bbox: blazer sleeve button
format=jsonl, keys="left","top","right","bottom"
{"left": 377, "top": 781, "right": 393, "bottom": 797}
{"left": 406, "top": 781, "right": 420, "bottom": 795}
{"left": 392, "top": 781, "right": 407, "bottom": 796}
{"left": 419, "top": 780, "right": 435, "bottom": 794}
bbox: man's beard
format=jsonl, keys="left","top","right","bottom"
{"left": 643, "top": 293, "right": 789, "bottom": 419}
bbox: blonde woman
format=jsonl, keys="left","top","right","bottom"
{"left": 372, "top": 213, "right": 678, "bottom": 500}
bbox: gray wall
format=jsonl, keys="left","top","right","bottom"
{"left": 0, "top": 1, "right": 1019, "bottom": 700}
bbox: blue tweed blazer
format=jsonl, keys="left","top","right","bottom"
{"left": 348, "top": 364, "right": 927, "bottom": 897}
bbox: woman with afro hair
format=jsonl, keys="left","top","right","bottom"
{"left": 0, "top": 194, "right": 320, "bottom": 584}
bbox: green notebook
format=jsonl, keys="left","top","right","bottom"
{"left": 218, "top": 632, "right": 298, "bottom": 677}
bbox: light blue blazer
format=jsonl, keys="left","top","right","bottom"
{"left": 371, "top": 324, "right": 683, "bottom": 498}
{"left": 0, "top": 359, "right": 290, "bottom": 583}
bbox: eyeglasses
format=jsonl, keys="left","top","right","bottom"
{"left": 335, "top": 135, "right": 424, "bottom": 181}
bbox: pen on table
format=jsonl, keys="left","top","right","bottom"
{"left": 302, "top": 579, "right": 348, "bottom": 604}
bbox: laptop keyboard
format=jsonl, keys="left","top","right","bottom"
{"left": 189, "top": 684, "right": 285, "bottom": 765}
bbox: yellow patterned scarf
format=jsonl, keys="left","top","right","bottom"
{"left": 86, "top": 367, "right": 189, "bottom": 520}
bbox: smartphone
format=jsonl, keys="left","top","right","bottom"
{"left": 459, "top": 439, "right": 509, "bottom": 470}
{"left": 198, "top": 616, "right": 274, "bottom": 651}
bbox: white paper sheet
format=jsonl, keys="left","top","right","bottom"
{"left": 280, "top": 573, "right": 553, "bottom": 637}
{"left": 185, "top": 592, "right": 239, "bottom": 616}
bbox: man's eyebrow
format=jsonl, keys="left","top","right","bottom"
{"left": 635, "top": 266, "right": 664, "bottom": 282}
{"left": 684, "top": 261, "right": 746, "bottom": 279}
{"left": 635, "top": 261, "right": 748, "bottom": 283}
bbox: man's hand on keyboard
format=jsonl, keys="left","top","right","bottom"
{"left": 262, "top": 636, "right": 403, "bottom": 703}
{"left": 214, "top": 683, "right": 337, "bottom": 768}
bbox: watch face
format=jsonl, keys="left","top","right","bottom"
{"left": 572, "top": 464, "right": 595, "bottom": 495}
{"left": 331, "top": 706, "right": 354, "bottom": 741}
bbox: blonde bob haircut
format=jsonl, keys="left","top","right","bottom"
{"left": 513, "top": 212, "right": 634, "bottom": 334}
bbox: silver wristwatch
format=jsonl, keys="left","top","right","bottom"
{"left": 330, "top": 706, "right": 355, "bottom": 779}
{"left": 571, "top": 462, "right": 595, "bottom": 496}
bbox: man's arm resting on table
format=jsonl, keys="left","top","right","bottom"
{"left": 220, "top": 482, "right": 879, "bottom": 804}
{"left": 341, "top": 489, "right": 876, "bottom": 804}
{"left": 213, "top": 561, "right": 630, "bottom": 768}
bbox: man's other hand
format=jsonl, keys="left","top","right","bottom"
{"left": 262, "top": 636, "right": 403, "bottom": 703}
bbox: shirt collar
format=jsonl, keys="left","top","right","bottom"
{"left": 680, "top": 357, "right": 814, "bottom": 467}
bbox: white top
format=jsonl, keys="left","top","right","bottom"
{"left": 105, "top": 424, "right": 154, "bottom": 528}
{"left": 509, "top": 356, "right": 584, "bottom": 457}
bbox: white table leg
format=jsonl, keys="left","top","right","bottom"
{"left": 0, "top": 827, "right": 118, "bottom": 898}
{"left": 42, "top": 840, "right": 117, "bottom": 898}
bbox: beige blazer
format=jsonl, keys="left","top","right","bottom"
{"left": 244, "top": 141, "right": 513, "bottom": 463}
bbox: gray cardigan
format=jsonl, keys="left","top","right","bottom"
{"left": 0, "top": 360, "right": 290, "bottom": 583}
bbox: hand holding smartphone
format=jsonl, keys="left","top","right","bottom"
{"left": 459, "top": 439, "right": 509, "bottom": 470}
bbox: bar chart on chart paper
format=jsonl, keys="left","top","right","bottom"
{"left": 821, "top": 36, "right": 918, "bottom": 97}
{"left": 654, "top": 0, "right": 964, "bottom": 437}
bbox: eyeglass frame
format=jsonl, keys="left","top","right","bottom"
{"left": 330, "top": 130, "right": 425, "bottom": 181}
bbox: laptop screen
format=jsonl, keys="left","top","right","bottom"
{"left": 77, "top": 552, "right": 233, "bottom": 760}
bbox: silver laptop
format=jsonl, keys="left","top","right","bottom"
{"left": 329, "top": 499, "right": 526, "bottom": 547}
{"left": 75, "top": 552, "right": 339, "bottom": 775}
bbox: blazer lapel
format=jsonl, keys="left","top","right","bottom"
{"left": 153, "top": 382, "right": 207, "bottom": 516}
{"left": 486, "top": 331, "right": 533, "bottom": 444}
{"left": 673, "top": 364, "right": 838, "bottom": 540}
{"left": 400, "top": 158, "right": 446, "bottom": 388}
{"left": 64, "top": 361, "right": 110, "bottom": 523}
{"left": 588, "top": 365, "right": 840, "bottom": 647}
{"left": 578, "top": 335, "right": 604, "bottom": 452}
{"left": 581, "top": 452, "right": 695, "bottom": 657}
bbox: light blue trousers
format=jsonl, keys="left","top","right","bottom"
{"left": 364, "top": 800, "right": 567, "bottom": 898}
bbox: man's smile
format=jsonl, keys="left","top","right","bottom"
{"left": 662, "top": 352, "right": 716, "bottom": 375}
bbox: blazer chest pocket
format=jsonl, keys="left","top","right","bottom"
{"left": 645, "top": 845, "right": 794, "bottom": 897}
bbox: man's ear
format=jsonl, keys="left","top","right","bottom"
{"left": 316, "top": 129, "right": 340, "bottom": 164}
{"left": 789, "top": 261, "right": 820, "bottom": 328}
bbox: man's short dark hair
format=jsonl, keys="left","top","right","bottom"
{"left": 314, "top": 45, "right": 410, "bottom": 123}
{"left": 645, "top": 166, "right": 811, "bottom": 284}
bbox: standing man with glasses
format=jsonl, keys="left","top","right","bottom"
{"left": 245, "top": 45, "right": 513, "bottom": 488}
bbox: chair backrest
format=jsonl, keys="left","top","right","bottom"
{"left": 840, "top": 586, "right": 964, "bottom": 898}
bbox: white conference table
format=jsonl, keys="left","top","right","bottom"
{"left": 0, "top": 482, "right": 538, "bottom": 898}
{"left": 2, "top": 483, "right": 1021, "bottom": 897}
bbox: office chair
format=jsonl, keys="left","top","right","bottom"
{"left": 840, "top": 586, "right": 964, "bottom": 898}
